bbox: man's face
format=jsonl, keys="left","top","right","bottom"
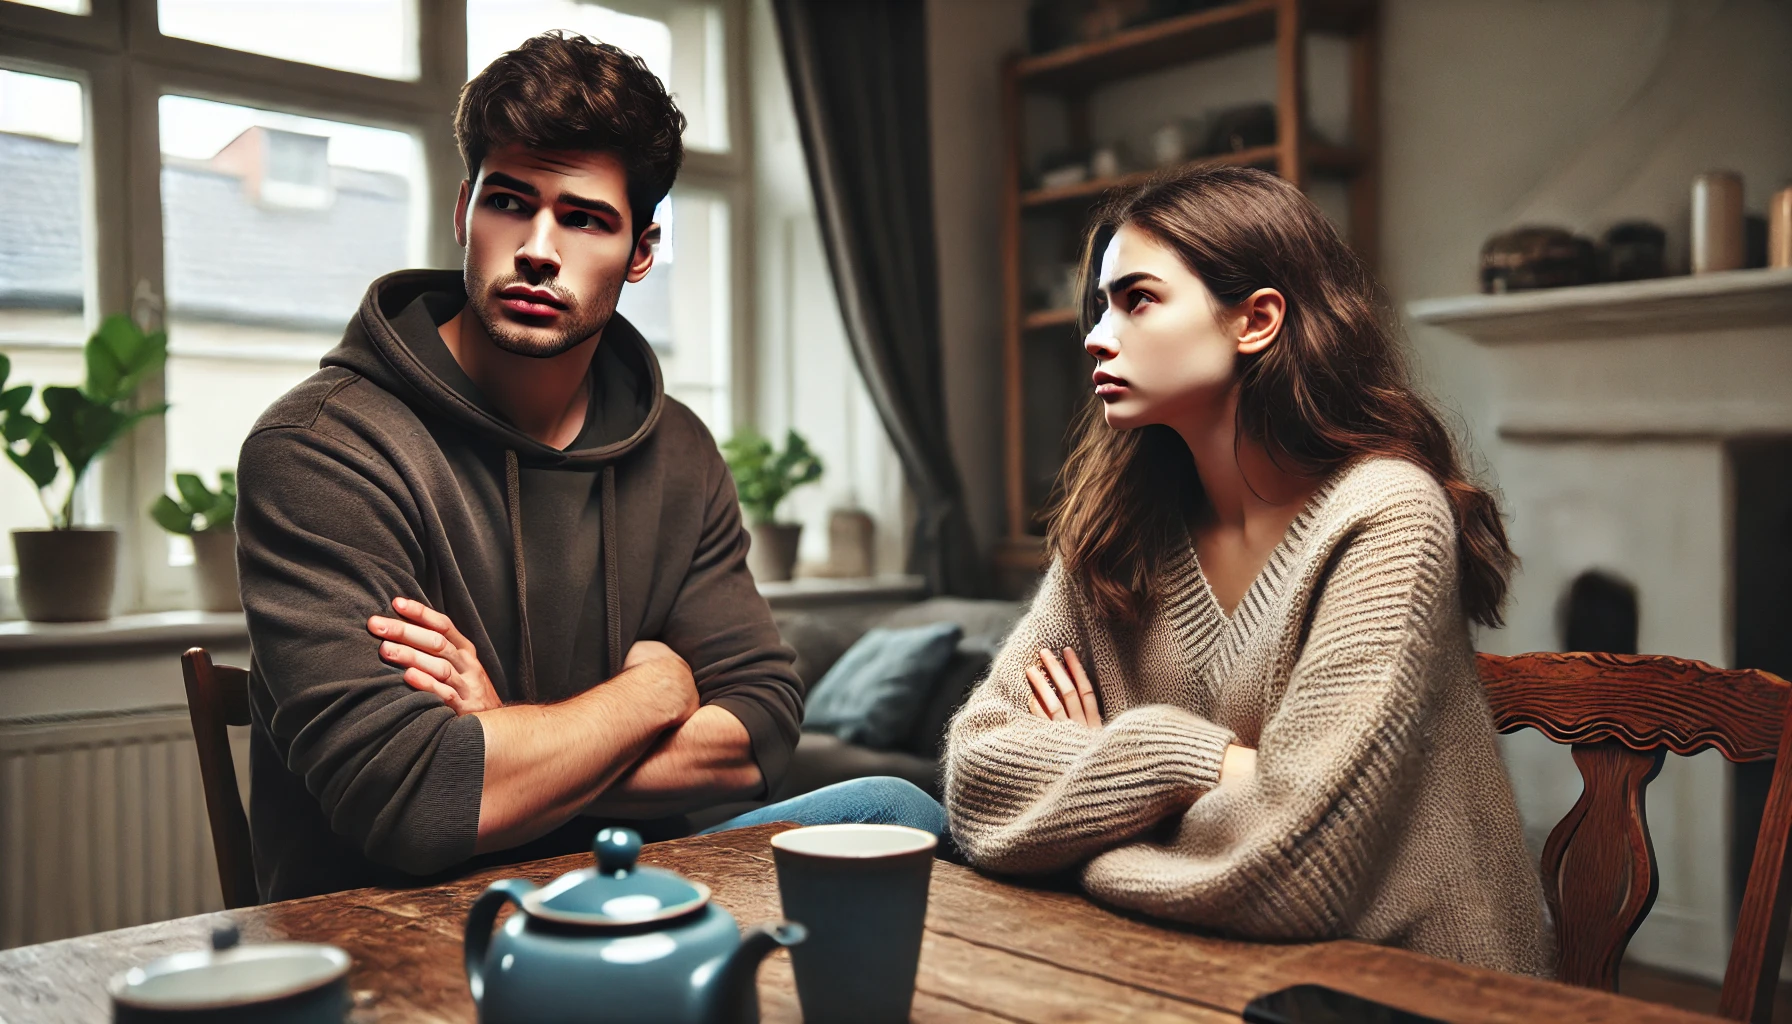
{"left": 453, "top": 144, "right": 656, "bottom": 358}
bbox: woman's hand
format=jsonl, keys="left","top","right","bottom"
{"left": 1220, "top": 743, "right": 1257, "bottom": 786}
{"left": 368, "top": 597, "right": 501, "bottom": 715}
{"left": 1025, "top": 646, "right": 1102, "bottom": 727}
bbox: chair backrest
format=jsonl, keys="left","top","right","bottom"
{"left": 1478, "top": 651, "right": 1792, "bottom": 1023}
{"left": 180, "top": 647, "right": 257, "bottom": 909}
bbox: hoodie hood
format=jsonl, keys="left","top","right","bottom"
{"left": 323, "top": 268, "right": 664, "bottom": 467}
{"left": 321, "top": 268, "right": 666, "bottom": 697}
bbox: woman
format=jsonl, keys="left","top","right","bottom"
{"left": 943, "top": 166, "right": 1551, "bottom": 976}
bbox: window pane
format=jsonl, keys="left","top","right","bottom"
{"left": 467, "top": 0, "right": 728, "bottom": 152}
{"left": 617, "top": 190, "right": 729, "bottom": 432}
{"left": 158, "top": 1, "right": 418, "bottom": 81}
{"left": 0, "top": 68, "right": 90, "bottom": 570}
{"left": 158, "top": 96, "right": 425, "bottom": 564}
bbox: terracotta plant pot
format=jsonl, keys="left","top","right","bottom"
{"left": 12, "top": 527, "right": 118, "bottom": 622}
{"left": 746, "top": 522, "right": 803, "bottom": 583}
{"left": 191, "top": 528, "right": 242, "bottom": 613}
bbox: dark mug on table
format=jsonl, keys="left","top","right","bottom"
{"left": 770, "top": 824, "right": 936, "bottom": 1023}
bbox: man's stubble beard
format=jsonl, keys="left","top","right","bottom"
{"left": 468, "top": 269, "right": 620, "bottom": 359}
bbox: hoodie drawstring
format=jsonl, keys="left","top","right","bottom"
{"left": 504, "top": 450, "right": 537, "bottom": 702}
{"left": 602, "top": 464, "right": 621, "bottom": 679}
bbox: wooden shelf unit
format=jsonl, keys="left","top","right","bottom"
{"left": 993, "top": 0, "right": 1381, "bottom": 593}
{"left": 1012, "top": 0, "right": 1372, "bottom": 92}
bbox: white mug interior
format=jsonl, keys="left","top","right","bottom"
{"left": 770, "top": 824, "right": 937, "bottom": 859}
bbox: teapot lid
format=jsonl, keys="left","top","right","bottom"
{"left": 522, "top": 828, "right": 710, "bottom": 928}
{"left": 108, "top": 923, "right": 348, "bottom": 1011}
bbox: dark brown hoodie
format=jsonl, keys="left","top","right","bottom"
{"left": 237, "top": 269, "right": 801, "bottom": 900}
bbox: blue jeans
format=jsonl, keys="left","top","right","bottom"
{"left": 699, "top": 776, "right": 947, "bottom": 838}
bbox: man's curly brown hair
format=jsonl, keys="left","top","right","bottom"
{"left": 454, "top": 31, "right": 686, "bottom": 240}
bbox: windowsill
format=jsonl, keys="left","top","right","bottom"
{"left": 0, "top": 610, "right": 250, "bottom": 655}
{"left": 0, "top": 575, "right": 928, "bottom": 657}
{"left": 757, "top": 574, "right": 927, "bottom": 609}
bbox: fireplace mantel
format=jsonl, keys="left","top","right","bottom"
{"left": 1408, "top": 267, "right": 1792, "bottom": 344}
{"left": 1408, "top": 268, "right": 1792, "bottom": 441}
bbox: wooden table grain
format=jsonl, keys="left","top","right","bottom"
{"left": 0, "top": 823, "right": 1719, "bottom": 1023}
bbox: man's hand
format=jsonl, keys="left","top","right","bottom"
{"left": 623, "top": 640, "right": 700, "bottom": 723}
{"left": 370, "top": 598, "right": 501, "bottom": 714}
{"left": 1026, "top": 647, "right": 1102, "bottom": 727}
{"left": 468, "top": 637, "right": 700, "bottom": 852}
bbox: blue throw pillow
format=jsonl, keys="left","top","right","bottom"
{"left": 802, "top": 622, "right": 965, "bottom": 750}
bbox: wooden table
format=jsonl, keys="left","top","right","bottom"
{"left": 0, "top": 823, "right": 1719, "bottom": 1023}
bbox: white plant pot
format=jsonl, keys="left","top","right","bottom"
{"left": 191, "top": 528, "right": 242, "bottom": 613}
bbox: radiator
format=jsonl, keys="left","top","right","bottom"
{"left": 0, "top": 706, "right": 231, "bottom": 949}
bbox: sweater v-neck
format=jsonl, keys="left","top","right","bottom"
{"left": 1165, "top": 465, "right": 1348, "bottom": 681}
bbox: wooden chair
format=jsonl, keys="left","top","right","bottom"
{"left": 181, "top": 647, "right": 259, "bottom": 909}
{"left": 1479, "top": 651, "right": 1792, "bottom": 1022}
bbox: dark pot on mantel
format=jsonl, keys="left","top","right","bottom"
{"left": 12, "top": 527, "right": 117, "bottom": 622}
{"left": 746, "top": 522, "right": 803, "bottom": 583}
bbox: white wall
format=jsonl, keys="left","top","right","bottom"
{"left": 746, "top": 0, "right": 907, "bottom": 574}
{"left": 1386, "top": 0, "right": 1792, "bottom": 457}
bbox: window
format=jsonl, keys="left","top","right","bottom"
{"left": 467, "top": 0, "right": 729, "bottom": 152}
{"left": 618, "top": 190, "right": 730, "bottom": 429}
{"left": 158, "top": 97, "right": 427, "bottom": 564}
{"left": 158, "top": 0, "right": 420, "bottom": 81}
{"left": 0, "top": 0, "right": 747, "bottom": 612}
{"left": 0, "top": 67, "right": 90, "bottom": 562}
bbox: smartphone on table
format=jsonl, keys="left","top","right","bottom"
{"left": 1243, "top": 984, "right": 1447, "bottom": 1024}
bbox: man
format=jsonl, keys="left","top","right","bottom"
{"left": 237, "top": 32, "right": 941, "bottom": 901}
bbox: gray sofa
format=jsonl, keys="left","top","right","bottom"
{"left": 773, "top": 596, "right": 1024, "bottom": 799}
{"left": 688, "top": 595, "right": 1022, "bottom": 829}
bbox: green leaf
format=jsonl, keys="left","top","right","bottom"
{"left": 0, "top": 351, "right": 9, "bottom": 391}
{"left": 84, "top": 316, "right": 129, "bottom": 405}
{"left": 174, "top": 472, "right": 213, "bottom": 513}
{"left": 719, "top": 427, "right": 824, "bottom": 524}
{"left": 82, "top": 315, "right": 168, "bottom": 406}
{"left": 126, "top": 328, "right": 169, "bottom": 399}
{"left": 203, "top": 490, "right": 236, "bottom": 532}
{"left": 2, "top": 406, "right": 37, "bottom": 444}
{"left": 0, "top": 384, "right": 29, "bottom": 417}
{"left": 41, "top": 385, "right": 125, "bottom": 486}
{"left": 219, "top": 470, "right": 237, "bottom": 498}
{"left": 7, "top": 436, "right": 57, "bottom": 491}
{"left": 149, "top": 494, "right": 196, "bottom": 535}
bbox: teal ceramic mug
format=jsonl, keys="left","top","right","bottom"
{"left": 770, "top": 824, "right": 936, "bottom": 1024}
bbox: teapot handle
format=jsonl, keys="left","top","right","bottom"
{"left": 465, "top": 878, "right": 538, "bottom": 1006}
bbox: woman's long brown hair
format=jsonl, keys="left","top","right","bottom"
{"left": 1046, "top": 166, "right": 1515, "bottom": 627}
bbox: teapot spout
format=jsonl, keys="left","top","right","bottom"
{"left": 701, "top": 921, "right": 805, "bottom": 1024}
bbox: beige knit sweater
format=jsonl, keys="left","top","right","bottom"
{"left": 944, "top": 457, "right": 1553, "bottom": 976}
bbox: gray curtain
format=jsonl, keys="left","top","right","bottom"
{"left": 773, "top": 0, "right": 984, "bottom": 597}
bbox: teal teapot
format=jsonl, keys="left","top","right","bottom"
{"left": 465, "top": 827, "right": 804, "bottom": 1024}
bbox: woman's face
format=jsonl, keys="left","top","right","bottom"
{"left": 1084, "top": 224, "right": 1275, "bottom": 432}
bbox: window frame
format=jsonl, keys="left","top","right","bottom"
{"left": 0, "top": 0, "right": 749, "bottom": 613}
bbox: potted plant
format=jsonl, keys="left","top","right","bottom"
{"left": 150, "top": 470, "right": 239, "bottom": 613}
{"left": 0, "top": 315, "right": 168, "bottom": 621}
{"left": 720, "top": 428, "right": 823, "bottom": 582}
